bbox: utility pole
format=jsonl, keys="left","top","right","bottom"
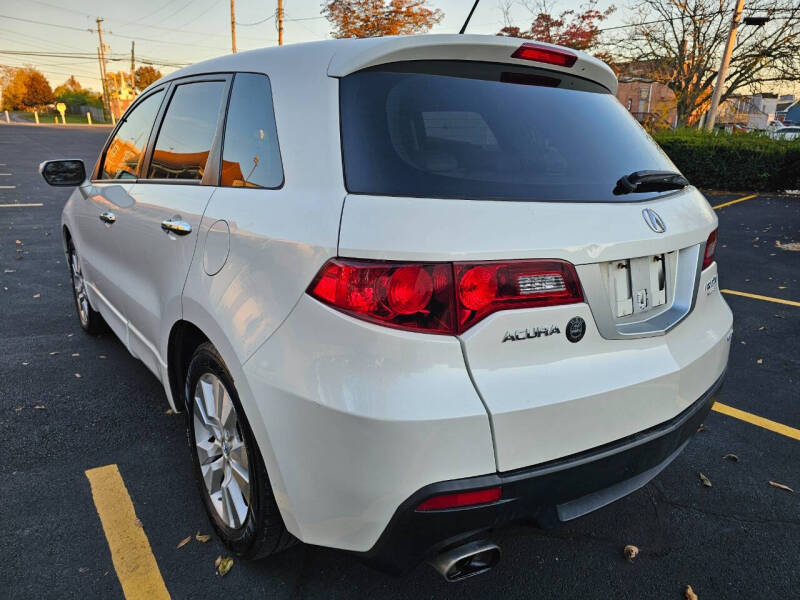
{"left": 93, "top": 18, "right": 111, "bottom": 121}
{"left": 705, "top": 0, "right": 746, "bottom": 131}
{"left": 277, "top": 0, "right": 284, "bottom": 46}
{"left": 230, "top": 0, "right": 237, "bottom": 53}
{"left": 130, "top": 41, "right": 135, "bottom": 92}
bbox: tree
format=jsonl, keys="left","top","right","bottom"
{"left": 498, "top": 1, "right": 616, "bottom": 57}
{"left": 54, "top": 76, "right": 102, "bottom": 108}
{"left": 616, "top": 1, "right": 800, "bottom": 127}
{"left": 322, "top": 0, "right": 444, "bottom": 38}
{"left": 1, "top": 67, "right": 54, "bottom": 111}
{"left": 134, "top": 65, "right": 162, "bottom": 91}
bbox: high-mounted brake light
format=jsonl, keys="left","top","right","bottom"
{"left": 416, "top": 487, "right": 502, "bottom": 511}
{"left": 702, "top": 228, "right": 718, "bottom": 270}
{"left": 307, "top": 258, "right": 584, "bottom": 335}
{"left": 511, "top": 43, "right": 578, "bottom": 68}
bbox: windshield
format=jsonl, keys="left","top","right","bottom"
{"left": 339, "top": 61, "right": 681, "bottom": 203}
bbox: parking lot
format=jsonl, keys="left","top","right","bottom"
{"left": 1, "top": 122, "right": 798, "bottom": 598}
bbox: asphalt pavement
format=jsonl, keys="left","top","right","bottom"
{"left": 1, "top": 122, "right": 798, "bottom": 599}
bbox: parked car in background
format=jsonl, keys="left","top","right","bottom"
{"left": 769, "top": 126, "right": 800, "bottom": 140}
{"left": 39, "top": 34, "right": 731, "bottom": 582}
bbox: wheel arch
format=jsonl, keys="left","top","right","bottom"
{"left": 167, "top": 320, "right": 210, "bottom": 413}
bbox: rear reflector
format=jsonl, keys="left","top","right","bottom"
{"left": 416, "top": 487, "right": 502, "bottom": 511}
{"left": 307, "top": 258, "right": 583, "bottom": 335}
{"left": 511, "top": 43, "right": 578, "bottom": 68}
{"left": 702, "top": 228, "right": 718, "bottom": 270}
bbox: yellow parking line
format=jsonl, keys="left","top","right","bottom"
{"left": 712, "top": 193, "right": 757, "bottom": 210}
{"left": 721, "top": 289, "right": 800, "bottom": 308}
{"left": 85, "top": 465, "right": 170, "bottom": 600}
{"left": 713, "top": 402, "right": 800, "bottom": 441}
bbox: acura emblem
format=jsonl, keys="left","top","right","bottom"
{"left": 642, "top": 208, "right": 666, "bottom": 233}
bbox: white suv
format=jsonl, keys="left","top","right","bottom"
{"left": 41, "top": 35, "right": 732, "bottom": 581}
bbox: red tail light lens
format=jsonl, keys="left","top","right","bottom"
{"left": 416, "top": 487, "right": 501, "bottom": 511}
{"left": 511, "top": 43, "right": 578, "bottom": 68}
{"left": 702, "top": 228, "right": 718, "bottom": 270}
{"left": 308, "top": 259, "right": 455, "bottom": 334}
{"left": 308, "top": 258, "right": 583, "bottom": 335}
{"left": 454, "top": 260, "right": 583, "bottom": 332}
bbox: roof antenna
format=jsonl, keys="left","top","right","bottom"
{"left": 459, "top": 0, "right": 481, "bottom": 34}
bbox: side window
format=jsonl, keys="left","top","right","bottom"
{"left": 148, "top": 81, "right": 227, "bottom": 180}
{"left": 221, "top": 73, "right": 283, "bottom": 188}
{"left": 101, "top": 90, "right": 163, "bottom": 180}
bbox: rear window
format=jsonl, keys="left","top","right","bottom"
{"left": 340, "top": 61, "right": 680, "bottom": 203}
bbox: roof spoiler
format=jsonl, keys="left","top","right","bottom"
{"left": 326, "top": 34, "right": 617, "bottom": 93}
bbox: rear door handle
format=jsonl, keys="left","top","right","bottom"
{"left": 161, "top": 218, "right": 192, "bottom": 235}
{"left": 99, "top": 211, "right": 116, "bottom": 224}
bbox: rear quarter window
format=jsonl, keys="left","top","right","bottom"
{"left": 220, "top": 73, "right": 283, "bottom": 188}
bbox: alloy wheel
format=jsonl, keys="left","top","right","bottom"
{"left": 193, "top": 373, "right": 251, "bottom": 529}
{"left": 70, "top": 249, "right": 89, "bottom": 327}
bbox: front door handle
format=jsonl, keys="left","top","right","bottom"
{"left": 161, "top": 218, "right": 192, "bottom": 236}
{"left": 99, "top": 211, "right": 116, "bottom": 224}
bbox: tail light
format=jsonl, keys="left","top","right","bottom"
{"left": 702, "top": 228, "right": 718, "bottom": 269}
{"left": 307, "top": 258, "right": 583, "bottom": 335}
{"left": 416, "top": 487, "right": 502, "bottom": 511}
{"left": 511, "top": 43, "right": 578, "bottom": 68}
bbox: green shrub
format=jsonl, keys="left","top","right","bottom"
{"left": 652, "top": 129, "right": 800, "bottom": 192}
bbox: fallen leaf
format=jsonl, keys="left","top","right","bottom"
{"left": 769, "top": 481, "right": 794, "bottom": 493}
{"left": 196, "top": 532, "right": 211, "bottom": 543}
{"left": 34, "top": 405, "right": 45, "bottom": 410}
{"left": 217, "top": 556, "right": 233, "bottom": 576}
{"left": 697, "top": 424, "right": 708, "bottom": 433}
{"left": 685, "top": 584, "right": 698, "bottom": 600}
{"left": 699, "top": 472, "right": 712, "bottom": 487}
{"left": 214, "top": 556, "right": 222, "bottom": 569}
{"left": 15, "top": 239, "right": 22, "bottom": 245}
{"left": 32, "top": 293, "right": 40, "bottom": 299}
{"left": 623, "top": 544, "right": 639, "bottom": 562}
{"left": 775, "top": 240, "right": 800, "bottom": 251}
{"left": 756, "top": 358, "right": 763, "bottom": 365}
{"left": 74, "top": 373, "right": 81, "bottom": 378}
{"left": 176, "top": 536, "right": 191, "bottom": 549}
{"left": 723, "top": 453, "right": 739, "bottom": 462}
{"left": 165, "top": 408, "right": 174, "bottom": 415}
{"left": 135, "top": 518, "right": 143, "bottom": 528}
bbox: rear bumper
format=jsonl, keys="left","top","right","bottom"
{"left": 359, "top": 369, "right": 725, "bottom": 575}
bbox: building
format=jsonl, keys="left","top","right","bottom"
{"left": 751, "top": 93, "right": 778, "bottom": 121}
{"left": 783, "top": 99, "right": 800, "bottom": 124}
{"left": 616, "top": 77, "right": 678, "bottom": 130}
{"left": 716, "top": 94, "right": 770, "bottom": 131}
{"left": 776, "top": 94, "right": 796, "bottom": 122}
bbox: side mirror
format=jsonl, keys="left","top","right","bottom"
{"left": 39, "top": 159, "right": 87, "bottom": 187}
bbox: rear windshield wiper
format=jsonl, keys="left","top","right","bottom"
{"left": 614, "top": 170, "right": 689, "bottom": 195}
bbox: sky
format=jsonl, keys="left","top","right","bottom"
{"left": 0, "top": 0, "right": 624, "bottom": 91}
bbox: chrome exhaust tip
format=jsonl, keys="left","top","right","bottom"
{"left": 429, "top": 541, "right": 501, "bottom": 582}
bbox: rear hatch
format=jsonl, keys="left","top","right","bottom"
{"left": 336, "top": 54, "right": 724, "bottom": 472}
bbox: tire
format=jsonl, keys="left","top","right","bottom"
{"left": 67, "top": 239, "right": 104, "bottom": 334}
{"left": 184, "top": 342, "right": 296, "bottom": 558}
